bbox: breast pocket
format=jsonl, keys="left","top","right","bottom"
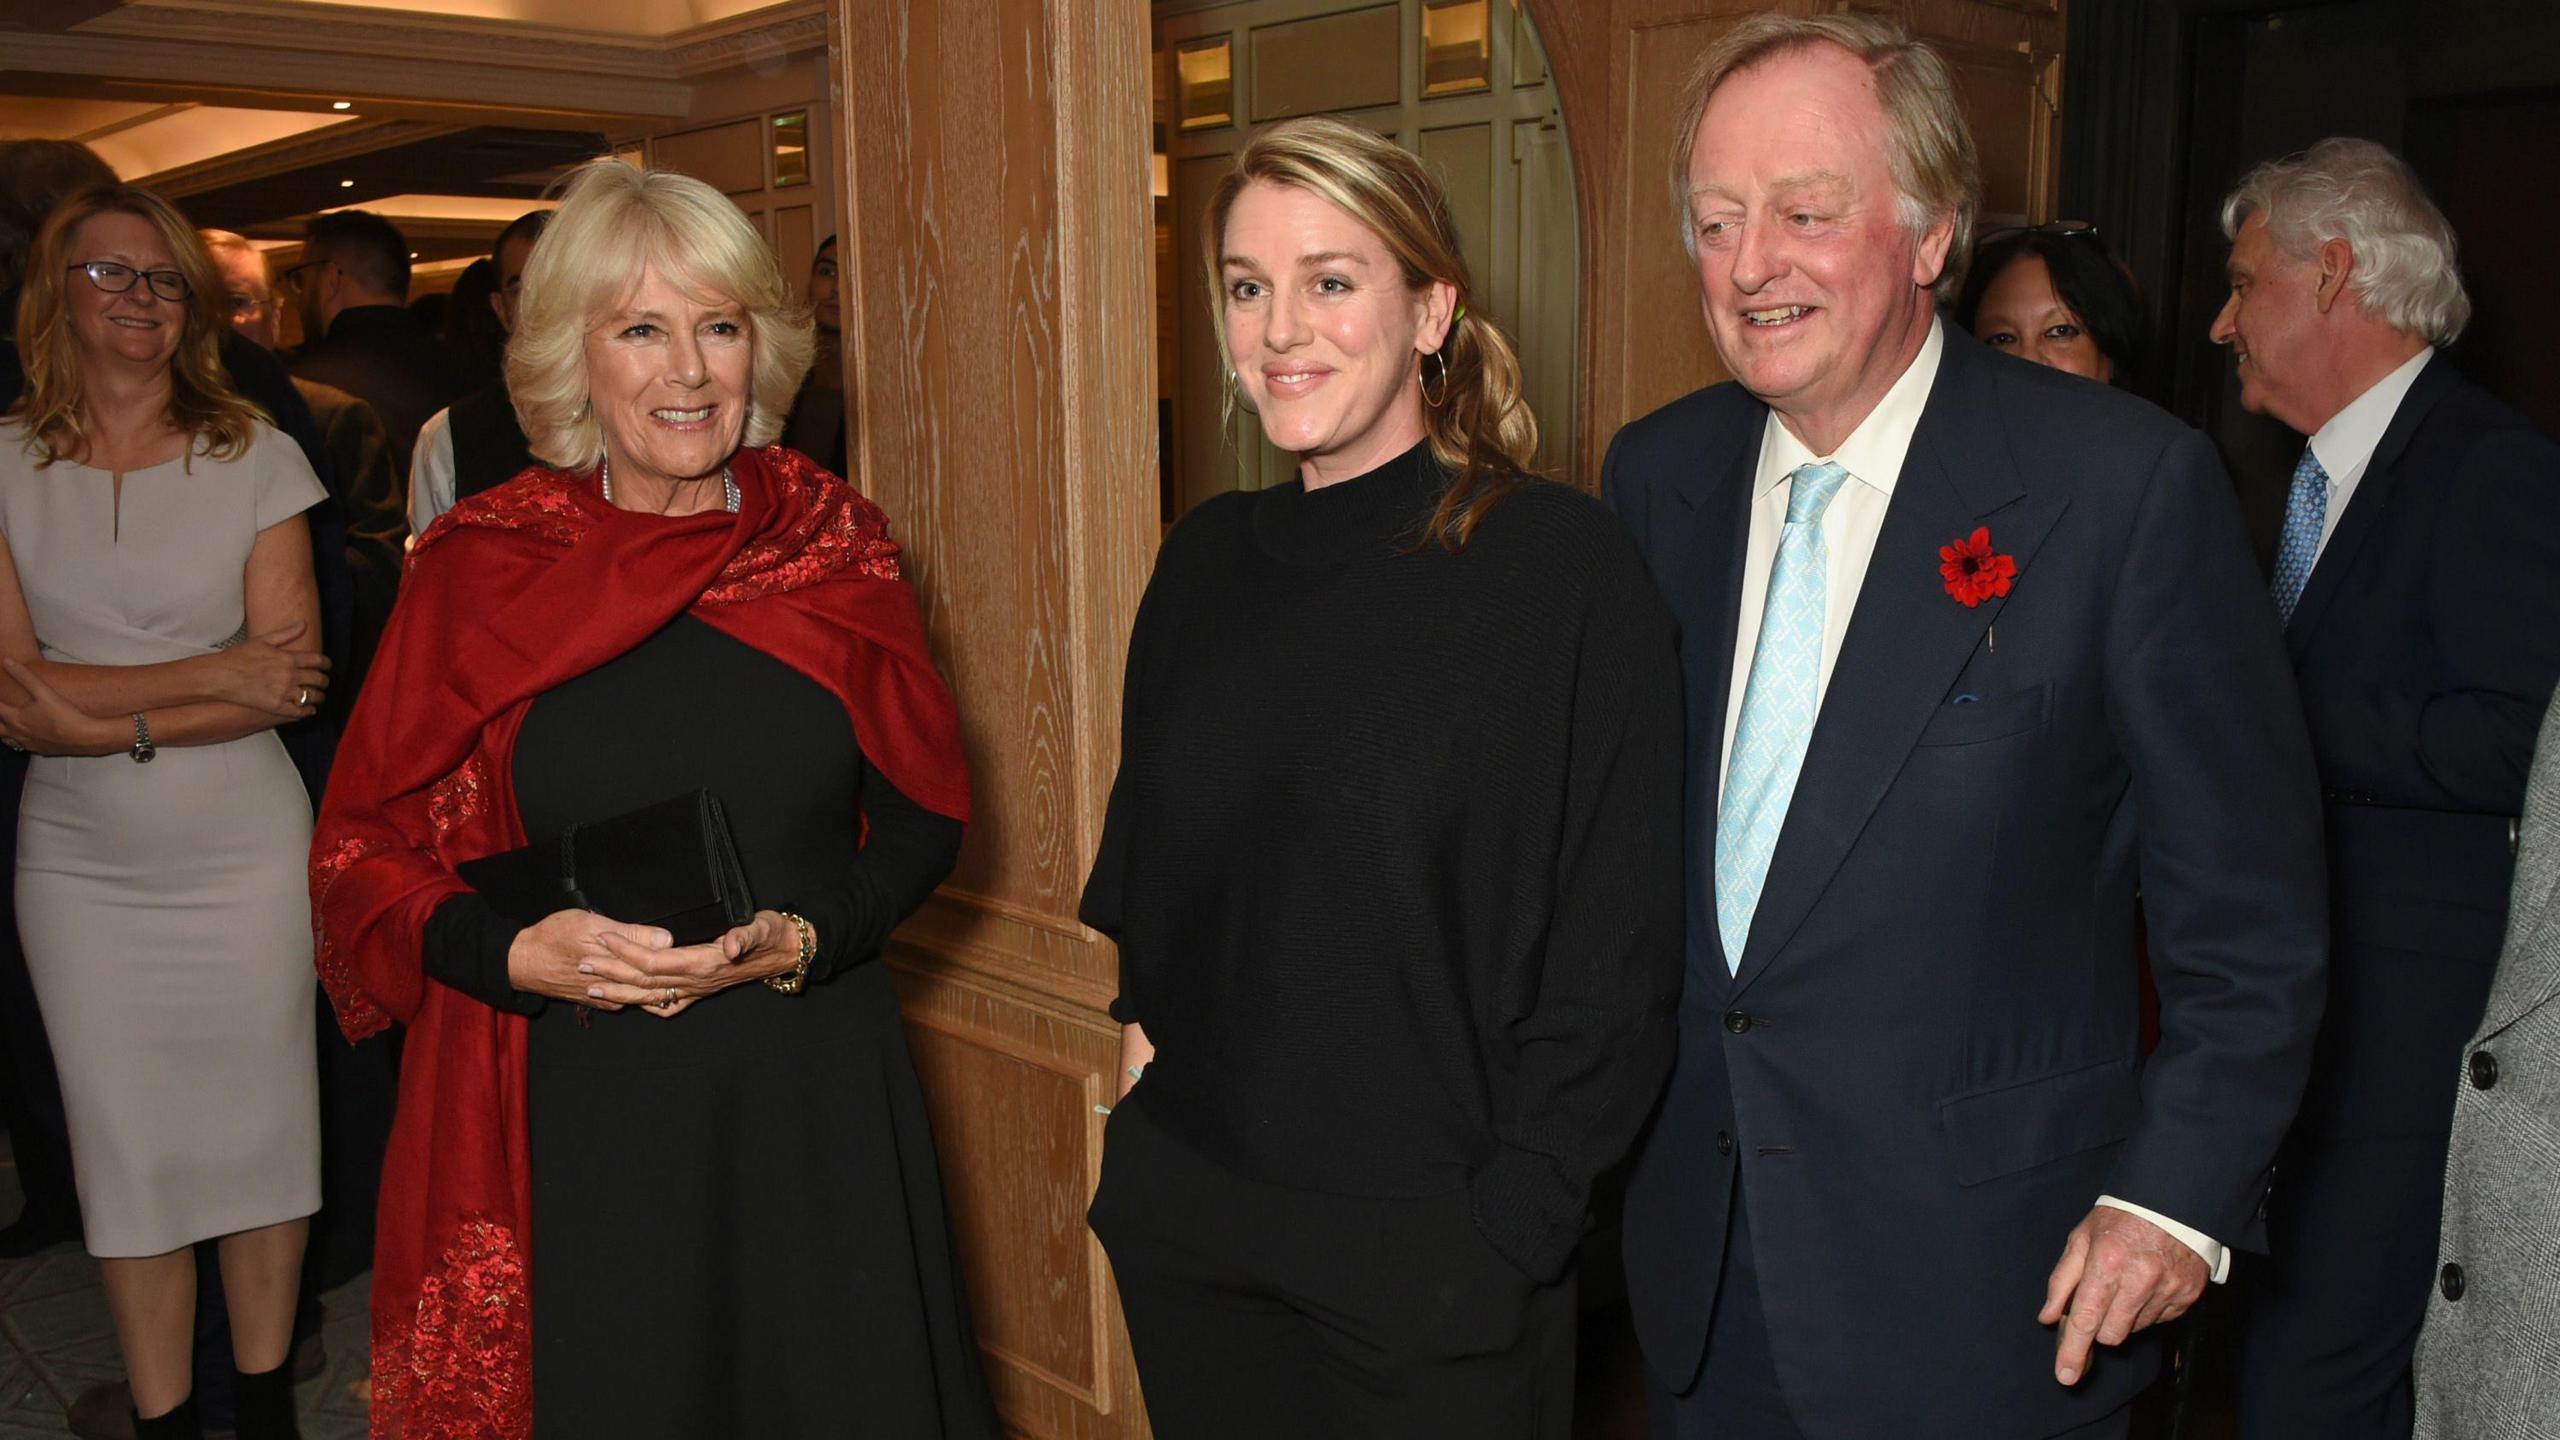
{"left": 1914, "top": 682, "right": 2052, "bottom": 748}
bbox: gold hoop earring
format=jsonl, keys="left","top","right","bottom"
{"left": 1420, "top": 351, "right": 1449, "bottom": 407}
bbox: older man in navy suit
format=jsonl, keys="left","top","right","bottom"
{"left": 1607, "top": 15, "right": 2329, "bottom": 1439}
{"left": 2217, "top": 139, "right": 2560, "bottom": 1440}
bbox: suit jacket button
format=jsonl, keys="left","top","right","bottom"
{"left": 1717, "top": 1131, "right": 1734, "bottom": 1156}
{"left": 2441, "top": 1263, "right": 2466, "bottom": 1301}
{"left": 2471, "top": 1050, "right": 2499, "bottom": 1090}
{"left": 1724, "top": 1010, "right": 1752, "bottom": 1034}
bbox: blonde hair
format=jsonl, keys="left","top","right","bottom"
{"left": 1668, "top": 12, "right": 1981, "bottom": 298}
{"left": 10, "top": 185, "right": 270, "bottom": 467}
{"left": 2221, "top": 137, "right": 2470, "bottom": 346}
{"left": 506, "top": 159, "right": 815, "bottom": 471}
{"left": 1203, "top": 117, "right": 1537, "bottom": 551}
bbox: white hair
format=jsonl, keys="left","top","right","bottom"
{"left": 2221, "top": 137, "right": 2470, "bottom": 345}
{"left": 508, "top": 159, "right": 814, "bottom": 470}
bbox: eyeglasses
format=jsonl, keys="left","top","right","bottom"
{"left": 276, "top": 259, "right": 329, "bottom": 290}
{"left": 68, "top": 260, "right": 191, "bottom": 302}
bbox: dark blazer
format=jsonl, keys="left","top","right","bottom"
{"left": 1608, "top": 330, "right": 2329, "bottom": 1439}
{"left": 447, "top": 380, "right": 539, "bottom": 504}
{"left": 290, "top": 376, "right": 402, "bottom": 724}
{"left": 289, "top": 303, "right": 460, "bottom": 496}
{"left": 2283, "top": 352, "right": 2560, "bottom": 1139}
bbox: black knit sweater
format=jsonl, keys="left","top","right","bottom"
{"left": 1081, "top": 442, "right": 1685, "bottom": 1282}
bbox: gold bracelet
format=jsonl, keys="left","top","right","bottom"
{"left": 764, "top": 911, "right": 817, "bottom": 995}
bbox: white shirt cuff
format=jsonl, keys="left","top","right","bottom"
{"left": 2095, "top": 1195, "right": 2230, "bottom": 1283}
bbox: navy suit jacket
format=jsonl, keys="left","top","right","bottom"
{"left": 2283, "top": 352, "right": 2560, "bottom": 1139}
{"left": 1608, "top": 330, "right": 2330, "bottom": 1438}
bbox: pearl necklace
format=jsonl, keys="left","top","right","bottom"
{"left": 600, "top": 460, "right": 740, "bottom": 514}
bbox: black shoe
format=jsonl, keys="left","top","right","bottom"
{"left": 65, "top": 1380, "right": 135, "bottom": 1440}
{"left": 231, "top": 1362, "right": 300, "bottom": 1440}
{"left": 0, "top": 1208, "right": 80, "bottom": 1258}
{"left": 128, "top": 1395, "right": 202, "bottom": 1440}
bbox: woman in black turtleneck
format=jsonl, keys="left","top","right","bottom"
{"left": 1080, "top": 117, "right": 1683, "bottom": 1440}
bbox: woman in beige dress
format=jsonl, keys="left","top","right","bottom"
{"left": 0, "top": 184, "right": 332, "bottom": 1440}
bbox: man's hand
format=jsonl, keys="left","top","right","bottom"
{"left": 2039, "top": 1205, "right": 2208, "bottom": 1386}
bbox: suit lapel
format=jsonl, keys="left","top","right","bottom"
{"left": 2286, "top": 352, "right": 2453, "bottom": 661}
{"left": 2481, "top": 717, "right": 2560, "bottom": 1035}
{"left": 1729, "top": 341, "right": 2066, "bottom": 997}
{"left": 2481, "top": 862, "right": 2560, "bottom": 1036}
{"left": 1662, "top": 418, "right": 1758, "bottom": 989}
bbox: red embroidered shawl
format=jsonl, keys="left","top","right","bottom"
{"left": 310, "top": 446, "right": 969, "bottom": 1439}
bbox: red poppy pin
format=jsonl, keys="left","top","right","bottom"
{"left": 1939, "top": 527, "right": 2017, "bottom": 608}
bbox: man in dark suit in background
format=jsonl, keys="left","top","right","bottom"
{"left": 206, "top": 228, "right": 399, "bottom": 737}
{"left": 2215, "top": 137, "right": 2560, "bottom": 1440}
{"left": 1607, "top": 16, "right": 2329, "bottom": 1439}
{"left": 408, "top": 207, "right": 550, "bottom": 532}
{"left": 286, "top": 208, "right": 456, "bottom": 707}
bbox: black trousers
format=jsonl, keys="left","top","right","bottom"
{"left": 1089, "top": 1095, "right": 1576, "bottom": 1440}
{"left": 2234, "top": 1129, "right": 2448, "bottom": 1439}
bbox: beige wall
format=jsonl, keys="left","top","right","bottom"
{"left": 628, "top": 50, "right": 841, "bottom": 311}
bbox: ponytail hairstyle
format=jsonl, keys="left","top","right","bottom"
{"left": 1202, "top": 117, "right": 1538, "bottom": 552}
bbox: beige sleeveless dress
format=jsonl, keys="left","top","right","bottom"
{"left": 0, "top": 419, "right": 323, "bottom": 1258}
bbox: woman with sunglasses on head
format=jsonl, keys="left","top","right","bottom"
{"left": 1954, "top": 222, "right": 2152, "bottom": 393}
{"left": 0, "top": 185, "right": 331, "bottom": 1440}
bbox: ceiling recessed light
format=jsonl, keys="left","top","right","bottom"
{"left": 339, "top": 179, "right": 355, "bottom": 188}
{"left": 330, "top": 101, "right": 352, "bottom": 111}
{"left": 408, "top": 252, "right": 418, "bottom": 259}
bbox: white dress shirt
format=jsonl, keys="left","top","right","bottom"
{"left": 1714, "top": 318, "right": 2230, "bottom": 1282}
{"left": 408, "top": 406, "right": 458, "bottom": 542}
{"left": 2305, "top": 346, "right": 2433, "bottom": 566}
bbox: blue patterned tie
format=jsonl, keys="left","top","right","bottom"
{"left": 1716, "top": 461, "right": 1852, "bottom": 972}
{"left": 2271, "top": 446, "right": 2330, "bottom": 623}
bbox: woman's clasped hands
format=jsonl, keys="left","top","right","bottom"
{"left": 506, "top": 908, "right": 808, "bottom": 1017}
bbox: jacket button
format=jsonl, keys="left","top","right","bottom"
{"left": 2441, "top": 1263, "right": 2466, "bottom": 1301}
{"left": 1724, "top": 1010, "right": 1752, "bottom": 1034}
{"left": 2471, "top": 1050, "right": 2499, "bottom": 1090}
{"left": 1716, "top": 1131, "right": 1734, "bottom": 1156}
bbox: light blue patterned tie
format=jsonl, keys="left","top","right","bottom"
{"left": 1716, "top": 461, "right": 1851, "bottom": 972}
{"left": 2271, "top": 445, "right": 2330, "bottom": 623}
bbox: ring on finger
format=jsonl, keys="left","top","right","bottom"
{"left": 660, "top": 988, "right": 678, "bottom": 1007}
{"left": 296, "top": 686, "right": 310, "bottom": 707}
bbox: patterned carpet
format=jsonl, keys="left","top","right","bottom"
{"left": 0, "top": 1135, "right": 371, "bottom": 1439}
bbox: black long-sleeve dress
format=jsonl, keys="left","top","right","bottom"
{"left": 424, "top": 613, "right": 998, "bottom": 1439}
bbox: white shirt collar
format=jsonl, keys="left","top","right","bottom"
{"left": 2309, "top": 347, "right": 2433, "bottom": 485}
{"left": 1755, "top": 317, "right": 1946, "bottom": 499}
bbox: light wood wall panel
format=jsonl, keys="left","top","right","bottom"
{"left": 832, "top": 0, "right": 1158, "bottom": 1434}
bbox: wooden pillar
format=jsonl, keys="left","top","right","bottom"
{"left": 830, "top": 1, "right": 1157, "bottom": 1435}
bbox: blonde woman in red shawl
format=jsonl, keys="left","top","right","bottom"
{"left": 311, "top": 160, "right": 995, "bottom": 1440}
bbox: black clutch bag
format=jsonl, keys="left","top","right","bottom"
{"left": 457, "top": 790, "right": 755, "bottom": 946}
